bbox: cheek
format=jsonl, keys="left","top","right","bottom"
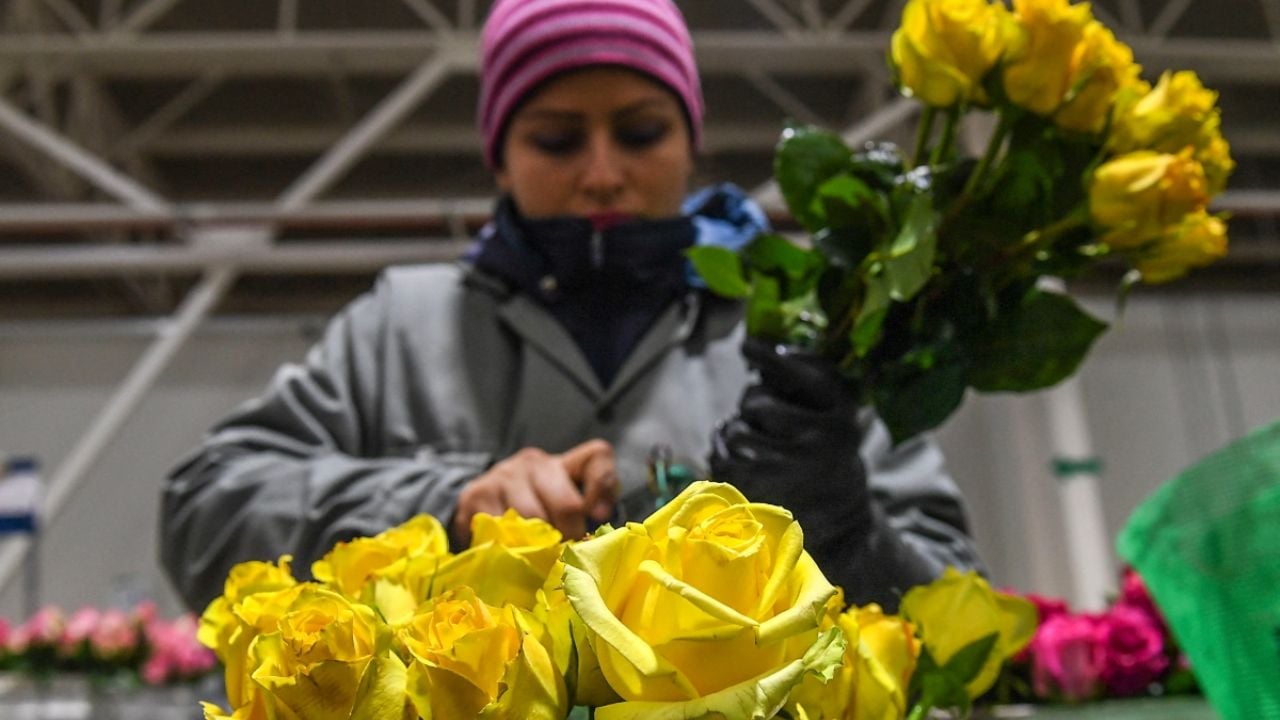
{"left": 504, "top": 162, "right": 576, "bottom": 217}
{"left": 638, "top": 148, "right": 693, "bottom": 213}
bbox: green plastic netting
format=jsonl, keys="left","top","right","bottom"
{"left": 1117, "top": 418, "right": 1280, "bottom": 720}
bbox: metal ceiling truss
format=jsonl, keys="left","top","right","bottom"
{"left": 0, "top": 0, "right": 1278, "bottom": 283}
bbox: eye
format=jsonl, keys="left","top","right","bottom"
{"left": 529, "top": 130, "right": 585, "bottom": 156}
{"left": 615, "top": 120, "right": 670, "bottom": 150}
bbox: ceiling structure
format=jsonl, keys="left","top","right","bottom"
{"left": 1, "top": 0, "right": 1279, "bottom": 318}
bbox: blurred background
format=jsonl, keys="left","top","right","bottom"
{"left": 0, "top": 0, "right": 1276, "bottom": 619}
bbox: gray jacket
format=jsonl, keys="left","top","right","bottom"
{"left": 161, "top": 262, "right": 982, "bottom": 611}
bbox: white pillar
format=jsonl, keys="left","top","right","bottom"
{"left": 1044, "top": 377, "right": 1116, "bottom": 610}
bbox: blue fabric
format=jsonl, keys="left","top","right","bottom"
{"left": 682, "top": 183, "right": 771, "bottom": 287}
{"left": 0, "top": 514, "right": 36, "bottom": 534}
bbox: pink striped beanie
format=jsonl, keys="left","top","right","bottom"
{"left": 479, "top": 0, "right": 704, "bottom": 168}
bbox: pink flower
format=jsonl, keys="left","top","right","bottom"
{"left": 24, "top": 607, "right": 65, "bottom": 647}
{"left": 1010, "top": 592, "right": 1071, "bottom": 663}
{"left": 1115, "top": 567, "right": 1168, "bottom": 635}
{"left": 131, "top": 600, "right": 159, "bottom": 626}
{"left": 1026, "top": 593, "right": 1071, "bottom": 622}
{"left": 89, "top": 609, "right": 139, "bottom": 660}
{"left": 140, "top": 613, "right": 216, "bottom": 685}
{"left": 1097, "top": 604, "right": 1169, "bottom": 696}
{"left": 1030, "top": 613, "right": 1105, "bottom": 701}
{"left": 59, "top": 607, "right": 101, "bottom": 656}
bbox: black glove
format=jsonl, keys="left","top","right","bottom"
{"left": 709, "top": 337, "right": 937, "bottom": 610}
{"left": 709, "top": 338, "right": 873, "bottom": 551}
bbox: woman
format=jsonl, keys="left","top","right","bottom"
{"left": 161, "top": 0, "right": 983, "bottom": 613}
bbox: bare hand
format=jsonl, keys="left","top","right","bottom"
{"left": 453, "top": 439, "right": 619, "bottom": 543}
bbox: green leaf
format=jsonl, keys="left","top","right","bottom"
{"left": 814, "top": 173, "right": 885, "bottom": 230}
{"left": 965, "top": 288, "right": 1108, "bottom": 392}
{"left": 746, "top": 274, "right": 783, "bottom": 340}
{"left": 942, "top": 632, "right": 1000, "bottom": 686}
{"left": 874, "top": 359, "right": 968, "bottom": 444}
{"left": 879, "top": 193, "right": 939, "bottom": 303}
{"left": 775, "top": 125, "right": 854, "bottom": 232}
{"left": 851, "top": 306, "right": 886, "bottom": 358}
{"left": 687, "top": 246, "right": 751, "bottom": 299}
{"left": 746, "top": 233, "right": 818, "bottom": 281}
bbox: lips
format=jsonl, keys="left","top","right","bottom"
{"left": 586, "top": 212, "right": 634, "bottom": 231}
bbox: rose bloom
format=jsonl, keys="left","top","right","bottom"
{"left": 1053, "top": 20, "right": 1141, "bottom": 134}
{"left": 890, "top": 0, "right": 1010, "bottom": 107}
{"left": 1029, "top": 613, "right": 1105, "bottom": 702}
{"left": 1010, "top": 592, "right": 1070, "bottom": 663}
{"left": 1089, "top": 149, "right": 1208, "bottom": 248}
{"left": 561, "top": 482, "right": 844, "bottom": 719}
{"left": 1115, "top": 568, "right": 1166, "bottom": 633}
{"left": 1135, "top": 211, "right": 1228, "bottom": 284}
{"left": 1002, "top": 0, "right": 1094, "bottom": 116}
{"left": 1097, "top": 605, "right": 1169, "bottom": 696}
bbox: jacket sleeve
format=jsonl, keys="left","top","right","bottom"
{"left": 159, "top": 280, "right": 488, "bottom": 612}
{"left": 833, "top": 410, "right": 987, "bottom": 610}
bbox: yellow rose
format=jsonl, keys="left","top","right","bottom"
{"left": 789, "top": 605, "right": 919, "bottom": 720}
{"left": 311, "top": 514, "right": 449, "bottom": 600}
{"left": 432, "top": 509, "right": 565, "bottom": 610}
{"left": 1135, "top": 210, "right": 1228, "bottom": 284}
{"left": 198, "top": 557, "right": 298, "bottom": 713}
{"left": 900, "top": 568, "right": 1037, "bottom": 699}
{"left": 535, "top": 561, "right": 616, "bottom": 708}
{"left": 1109, "top": 71, "right": 1235, "bottom": 195}
{"left": 1111, "top": 71, "right": 1216, "bottom": 152}
{"left": 890, "top": 0, "right": 1010, "bottom": 107}
{"left": 1053, "top": 21, "right": 1141, "bottom": 133}
{"left": 400, "top": 587, "right": 567, "bottom": 720}
{"left": 199, "top": 556, "right": 297, "bottom": 659}
{"left": 1002, "top": 0, "right": 1095, "bottom": 116}
{"left": 1089, "top": 150, "right": 1209, "bottom": 248}
{"left": 246, "top": 586, "right": 408, "bottom": 720}
{"left": 561, "top": 481, "right": 847, "bottom": 720}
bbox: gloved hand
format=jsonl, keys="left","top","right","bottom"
{"left": 709, "top": 337, "right": 874, "bottom": 552}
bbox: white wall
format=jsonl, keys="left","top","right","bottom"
{"left": 0, "top": 291, "right": 1276, "bottom": 617}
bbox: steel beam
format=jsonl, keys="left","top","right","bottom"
{"left": 0, "top": 238, "right": 472, "bottom": 278}
{"left": 278, "top": 56, "right": 454, "bottom": 210}
{"left": 0, "top": 95, "right": 169, "bottom": 210}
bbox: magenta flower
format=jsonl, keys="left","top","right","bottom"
{"left": 1115, "top": 567, "right": 1167, "bottom": 635}
{"left": 1026, "top": 593, "right": 1071, "bottom": 622}
{"left": 1030, "top": 613, "right": 1105, "bottom": 701}
{"left": 1011, "top": 592, "right": 1071, "bottom": 663}
{"left": 1097, "top": 604, "right": 1169, "bottom": 696}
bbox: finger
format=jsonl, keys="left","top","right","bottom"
{"left": 579, "top": 451, "right": 619, "bottom": 523}
{"left": 454, "top": 480, "right": 504, "bottom": 544}
{"left": 500, "top": 469, "right": 551, "bottom": 523}
{"left": 530, "top": 463, "right": 586, "bottom": 540}
{"left": 560, "top": 439, "right": 618, "bottom": 521}
{"left": 558, "top": 438, "right": 613, "bottom": 477}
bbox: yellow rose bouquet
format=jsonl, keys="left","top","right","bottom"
{"left": 196, "top": 484, "right": 1037, "bottom": 720}
{"left": 690, "top": 0, "right": 1233, "bottom": 443}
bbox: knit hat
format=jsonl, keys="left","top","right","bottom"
{"left": 478, "top": 0, "right": 704, "bottom": 169}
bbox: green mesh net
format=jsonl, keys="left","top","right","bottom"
{"left": 1117, "top": 418, "right": 1280, "bottom": 720}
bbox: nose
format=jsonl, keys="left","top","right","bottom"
{"left": 579, "top": 132, "right": 625, "bottom": 207}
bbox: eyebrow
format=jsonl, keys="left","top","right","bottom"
{"left": 516, "top": 98, "right": 673, "bottom": 123}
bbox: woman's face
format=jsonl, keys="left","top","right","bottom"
{"left": 496, "top": 67, "right": 695, "bottom": 221}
